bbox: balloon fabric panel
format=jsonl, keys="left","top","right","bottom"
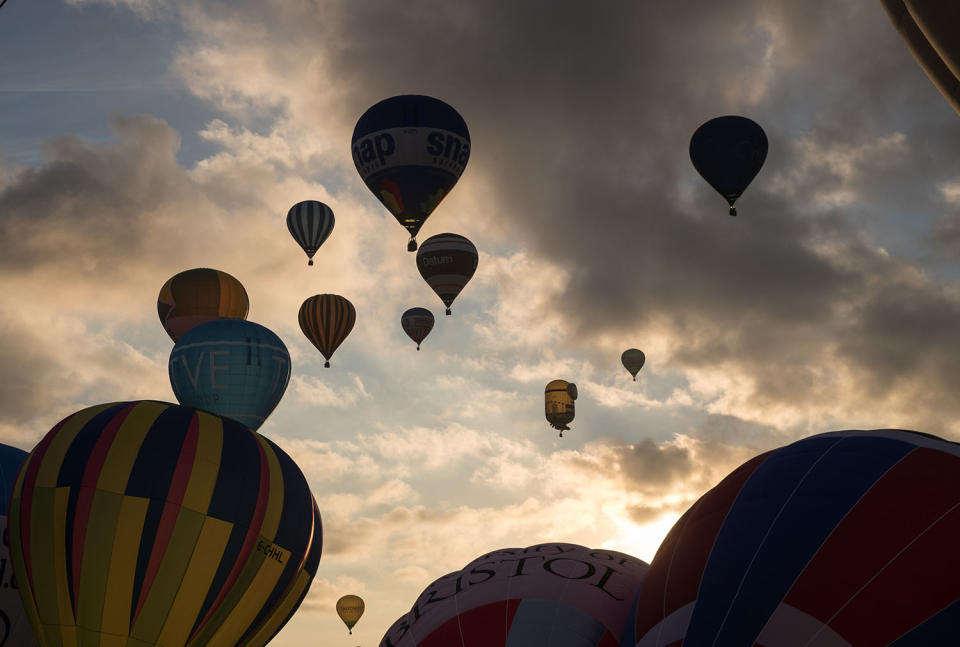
{"left": 9, "top": 402, "right": 317, "bottom": 647}
{"left": 298, "top": 294, "right": 356, "bottom": 367}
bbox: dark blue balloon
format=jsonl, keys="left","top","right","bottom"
{"left": 0, "top": 444, "right": 27, "bottom": 517}
{"left": 168, "top": 319, "right": 291, "bottom": 431}
{"left": 689, "top": 116, "right": 767, "bottom": 216}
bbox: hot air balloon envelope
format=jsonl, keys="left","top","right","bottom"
{"left": 157, "top": 268, "right": 249, "bottom": 341}
{"left": 623, "top": 429, "right": 960, "bottom": 647}
{"left": 352, "top": 95, "right": 470, "bottom": 251}
{"left": 381, "top": 543, "right": 648, "bottom": 647}
{"left": 689, "top": 116, "right": 767, "bottom": 216}
{"left": 299, "top": 294, "right": 356, "bottom": 368}
{"left": 416, "top": 233, "right": 478, "bottom": 315}
{"left": 287, "top": 200, "right": 335, "bottom": 266}
{"left": 0, "top": 444, "right": 35, "bottom": 646}
{"left": 621, "top": 349, "right": 645, "bottom": 381}
{"left": 9, "top": 401, "right": 319, "bottom": 647}
{"left": 545, "top": 379, "right": 577, "bottom": 436}
{"left": 401, "top": 307, "right": 434, "bottom": 350}
{"left": 337, "top": 595, "right": 365, "bottom": 634}
{"left": 169, "top": 319, "right": 291, "bottom": 431}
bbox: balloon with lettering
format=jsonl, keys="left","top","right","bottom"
{"left": 545, "top": 379, "right": 577, "bottom": 437}
{"left": 380, "top": 543, "right": 648, "bottom": 647}
{"left": 352, "top": 95, "right": 470, "bottom": 251}
{"left": 157, "top": 268, "right": 249, "bottom": 341}
{"left": 169, "top": 319, "right": 291, "bottom": 431}
{"left": 416, "top": 233, "right": 478, "bottom": 315}
{"left": 0, "top": 444, "right": 35, "bottom": 647}
{"left": 882, "top": 1, "right": 960, "bottom": 115}
{"left": 689, "top": 116, "right": 767, "bottom": 216}
{"left": 336, "top": 595, "right": 365, "bottom": 634}
{"left": 623, "top": 429, "right": 960, "bottom": 647}
{"left": 298, "top": 294, "right": 356, "bottom": 368}
{"left": 287, "top": 200, "right": 335, "bottom": 266}
{"left": 401, "top": 307, "right": 434, "bottom": 350}
{"left": 621, "top": 349, "right": 645, "bottom": 382}
{"left": 8, "top": 401, "right": 319, "bottom": 647}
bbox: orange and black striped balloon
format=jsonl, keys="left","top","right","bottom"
{"left": 157, "top": 268, "right": 249, "bottom": 342}
{"left": 9, "top": 401, "right": 320, "bottom": 647}
{"left": 298, "top": 294, "right": 356, "bottom": 368}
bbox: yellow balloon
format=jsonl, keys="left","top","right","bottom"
{"left": 336, "top": 595, "right": 365, "bottom": 634}
{"left": 545, "top": 379, "right": 577, "bottom": 437}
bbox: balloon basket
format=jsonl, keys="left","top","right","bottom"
{"left": 445, "top": 308, "right": 451, "bottom": 316}
{"left": 408, "top": 239, "right": 418, "bottom": 252}
{"left": 308, "top": 259, "right": 314, "bottom": 266}
{"left": 729, "top": 206, "right": 737, "bottom": 216}
{"left": 324, "top": 361, "right": 330, "bottom": 368}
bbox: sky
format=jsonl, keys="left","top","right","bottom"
{"left": 2, "top": 0, "right": 960, "bottom": 645}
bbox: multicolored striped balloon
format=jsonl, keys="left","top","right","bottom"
{"left": 9, "top": 401, "right": 320, "bottom": 647}
{"left": 286, "top": 200, "right": 335, "bottom": 266}
{"left": 415, "top": 233, "right": 478, "bottom": 315}
{"left": 169, "top": 319, "right": 291, "bottom": 432}
{"left": 298, "top": 294, "right": 356, "bottom": 368}
{"left": 623, "top": 429, "right": 960, "bottom": 647}
{"left": 157, "top": 268, "right": 249, "bottom": 342}
{"left": 352, "top": 95, "right": 470, "bottom": 252}
{"left": 400, "top": 307, "right": 434, "bottom": 350}
{"left": 381, "top": 543, "right": 648, "bottom": 647}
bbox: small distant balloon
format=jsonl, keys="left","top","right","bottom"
{"left": 621, "top": 348, "right": 645, "bottom": 381}
{"left": 401, "top": 307, "right": 434, "bottom": 350}
{"left": 689, "top": 116, "right": 767, "bottom": 216}
{"left": 169, "top": 319, "right": 291, "bottom": 431}
{"left": 299, "top": 294, "right": 356, "bottom": 368}
{"left": 287, "top": 200, "right": 335, "bottom": 265}
{"left": 337, "top": 595, "right": 365, "bottom": 635}
{"left": 157, "top": 268, "right": 249, "bottom": 341}
{"left": 416, "top": 233, "right": 478, "bottom": 315}
{"left": 545, "top": 379, "right": 577, "bottom": 437}
{"left": 352, "top": 95, "right": 470, "bottom": 251}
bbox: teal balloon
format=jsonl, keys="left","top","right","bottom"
{"left": 168, "top": 319, "right": 291, "bottom": 431}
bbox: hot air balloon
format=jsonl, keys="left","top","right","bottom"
{"left": 545, "top": 380, "right": 577, "bottom": 437}
{"left": 882, "top": 1, "right": 960, "bottom": 115}
{"left": 621, "top": 349, "right": 645, "bottom": 381}
{"left": 623, "top": 429, "right": 960, "bottom": 647}
{"left": 157, "top": 268, "right": 249, "bottom": 341}
{"left": 0, "top": 444, "right": 35, "bottom": 646}
{"left": 9, "top": 401, "right": 319, "bottom": 647}
{"left": 401, "top": 307, "right": 434, "bottom": 350}
{"left": 352, "top": 95, "right": 470, "bottom": 251}
{"left": 299, "top": 294, "right": 356, "bottom": 368}
{"left": 169, "top": 319, "right": 291, "bottom": 431}
{"left": 416, "top": 233, "right": 477, "bottom": 315}
{"left": 336, "top": 595, "right": 365, "bottom": 634}
{"left": 689, "top": 116, "right": 767, "bottom": 216}
{"left": 380, "top": 543, "right": 648, "bottom": 647}
{"left": 287, "top": 200, "right": 335, "bottom": 266}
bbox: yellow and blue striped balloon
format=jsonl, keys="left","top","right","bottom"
{"left": 169, "top": 319, "right": 291, "bottom": 432}
{"left": 9, "top": 401, "right": 320, "bottom": 647}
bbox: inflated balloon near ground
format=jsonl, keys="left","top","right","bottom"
{"left": 381, "top": 543, "right": 648, "bottom": 647}
{"left": 622, "top": 429, "right": 960, "bottom": 647}
{"left": 9, "top": 401, "right": 321, "bottom": 647}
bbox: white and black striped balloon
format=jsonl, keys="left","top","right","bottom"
{"left": 287, "top": 200, "right": 335, "bottom": 265}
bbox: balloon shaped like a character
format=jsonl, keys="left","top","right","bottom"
{"left": 401, "top": 307, "right": 434, "bottom": 350}
{"left": 381, "top": 543, "right": 648, "bottom": 647}
{"left": 621, "top": 349, "right": 645, "bottom": 381}
{"left": 689, "top": 116, "right": 767, "bottom": 216}
{"left": 169, "top": 319, "right": 291, "bottom": 431}
{"left": 416, "top": 233, "right": 478, "bottom": 315}
{"left": 299, "top": 294, "right": 356, "bottom": 368}
{"left": 9, "top": 401, "right": 320, "bottom": 647}
{"left": 287, "top": 200, "right": 335, "bottom": 266}
{"left": 336, "top": 595, "right": 365, "bottom": 634}
{"left": 545, "top": 379, "right": 578, "bottom": 437}
{"left": 157, "top": 268, "right": 249, "bottom": 341}
{"left": 882, "top": 1, "right": 960, "bottom": 116}
{"left": 623, "top": 429, "right": 960, "bottom": 647}
{"left": 352, "top": 95, "right": 470, "bottom": 251}
{"left": 0, "top": 444, "right": 36, "bottom": 646}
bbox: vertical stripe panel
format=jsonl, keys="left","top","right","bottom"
{"left": 182, "top": 413, "right": 223, "bottom": 514}
{"left": 189, "top": 550, "right": 268, "bottom": 647}
{"left": 97, "top": 403, "right": 168, "bottom": 494}
{"left": 242, "top": 571, "right": 310, "bottom": 647}
{"left": 76, "top": 489, "right": 123, "bottom": 635}
{"left": 100, "top": 496, "right": 149, "bottom": 636}
{"left": 207, "top": 546, "right": 290, "bottom": 646}
{"left": 29, "top": 487, "right": 63, "bottom": 626}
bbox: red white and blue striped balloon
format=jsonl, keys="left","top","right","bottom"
{"left": 382, "top": 543, "right": 648, "bottom": 647}
{"left": 415, "top": 233, "right": 478, "bottom": 315}
{"left": 286, "top": 201, "right": 335, "bottom": 266}
{"left": 622, "top": 429, "right": 960, "bottom": 647}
